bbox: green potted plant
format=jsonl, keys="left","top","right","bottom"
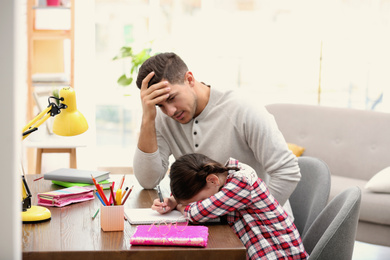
{"left": 113, "top": 46, "right": 152, "bottom": 87}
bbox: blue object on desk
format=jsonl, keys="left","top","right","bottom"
{"left": 95, "top": 191, "right": 106, "bottom": 206}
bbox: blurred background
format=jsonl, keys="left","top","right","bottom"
{"left": 21, "top": 0, "right": 390, "bottom": 173}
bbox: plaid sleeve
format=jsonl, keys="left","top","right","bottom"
{"left": 184, "top": 175, "right": 253, "bottom": 223}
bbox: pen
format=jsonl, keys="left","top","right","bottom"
{"left": 156, "top": 185, "right": 166, "bottom": 212}
{"left": 121, "top": 185, "right": 134, "bottom": 205}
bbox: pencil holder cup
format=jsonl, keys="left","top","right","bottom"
{"left": 100, "top": 205, "right": 124, "bottom": 231}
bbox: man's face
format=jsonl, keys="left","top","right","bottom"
{"left": 156, "top": 82, "right": 198, "bottom": 124}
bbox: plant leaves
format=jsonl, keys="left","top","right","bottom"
{"left": 114, "top": 47, "right": 152, "bottom": 87}
{"left": 117, "top": 74, "right": 133, "bottom": 86}
{"left": 113, "top": 46, "right": 133, "bottom": 60}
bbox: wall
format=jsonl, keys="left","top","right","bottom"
{"left": 0, "top": 1, "right": 22, "bottom": 259}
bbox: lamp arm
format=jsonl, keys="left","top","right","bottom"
{"left": 22, "top": 107, "right": 51, "bottom": 140}
{"left": 21, "top": 174, "right": 32, "bottom": 211}
{"left": 22, "top": 96, "right": 66, "bottom": 140}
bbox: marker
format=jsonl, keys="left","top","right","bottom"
{"left": 115, "top": 188, "right": 122, "bottom": 205}
{"left": 156, "top": 185, "right": 166, "bottom": 212}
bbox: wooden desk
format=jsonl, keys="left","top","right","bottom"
{"left": 22, "top": 174, "right": 246, "bottom": 260}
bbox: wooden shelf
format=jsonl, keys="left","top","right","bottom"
{"left": 32, "top": 81, "right": 71, "bottom": 87}
{"left": 27, "top": 0, "right": 75, "bottom": 119}
{"left": 26, "top": 0, "right": 75, "bottom": 174}
{"left": 31, "top": 30, "right": 72, "bottom": 40}
{"left": 32, "top": 6, "right": 71, "bottom": 10}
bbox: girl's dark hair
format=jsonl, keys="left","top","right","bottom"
{"left": 136, "top": 52, "right": 188, "bottom": 89}
{"left": 170, "top": 153, "right": 239, "bottom": 202}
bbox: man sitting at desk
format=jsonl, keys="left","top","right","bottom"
{"left": 133, "top": 52, "right": 301, "bottom": 218}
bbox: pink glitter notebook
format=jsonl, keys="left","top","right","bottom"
{"left": 130, "top": 225, "right": 209, "bottom": 247}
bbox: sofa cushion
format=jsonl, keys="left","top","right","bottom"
{"left": 330, "top": 175, "right": 390, "bottom": 225}
{"left": 365, "top": 166, "right": 390, "bottom": 193}
{"left": 287, "top": 143, "right": 305, "bottom": 157}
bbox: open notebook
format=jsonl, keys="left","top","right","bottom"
{"left": 125, "top": 208, "right": 185, "bottom": 225}
{"left": 125, "top": 208, "right": 220, "bottom": 225}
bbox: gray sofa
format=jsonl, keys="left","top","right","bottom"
{"left": 266, "top": 103, "right": 390, "bottom": 247}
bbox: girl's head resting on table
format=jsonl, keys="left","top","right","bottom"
{"left": 170, "top": 153, "right": 239, "bottom": 205}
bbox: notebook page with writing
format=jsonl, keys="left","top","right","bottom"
{"left": 125, "top": 208, "right": 185, "bottom": 224}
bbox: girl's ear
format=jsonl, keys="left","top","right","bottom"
{"left": 206, "top": 174, "right": 220, "bottom": 186}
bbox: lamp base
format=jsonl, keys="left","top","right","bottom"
{"left": 22, "top": 205, "right": 51, "bottom": 223}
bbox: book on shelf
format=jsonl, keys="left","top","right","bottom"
{"left": 51, "top": 179, "right": 112, "bottom": 190}
{"left": 44, "top": 168, "right": 110, "bottom": 184}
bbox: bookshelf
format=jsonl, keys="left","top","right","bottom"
{"left": 27, "top": 0, "right": 74, "bottom": 119}
{"left": 26, "top": 0, "right": 76, "bottom": 174}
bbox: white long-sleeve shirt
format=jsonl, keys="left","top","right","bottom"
{"left": 133, "top": 87, "right": 301, "bottom": 208}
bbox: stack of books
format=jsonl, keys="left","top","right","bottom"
{"left": 44, "top": 168, "right": 111, "bottom": 190}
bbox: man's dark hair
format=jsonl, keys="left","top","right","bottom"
{"left": 136, "top": 52, "right": 189, "bottom": 89}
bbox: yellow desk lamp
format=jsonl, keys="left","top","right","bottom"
{"left": 21, "top": 87, "right": 88, "bottom": 223}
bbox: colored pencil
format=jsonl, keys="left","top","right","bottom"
{"left": 121, "top": 185, "right": 134, "bottom": 205}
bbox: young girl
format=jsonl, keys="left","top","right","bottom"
{"left": 167, "top": 153, "right": 308, "bottom": 260}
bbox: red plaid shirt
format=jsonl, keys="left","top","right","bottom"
{"left": 184, "top": 158, "right": 308, "bottom": 260}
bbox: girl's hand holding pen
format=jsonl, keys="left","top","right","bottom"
{"left": 152, "top": 185, "right": 178, "bottom": 214}
{"left": 151, "top": 197, "right": 177, "bottom": 214}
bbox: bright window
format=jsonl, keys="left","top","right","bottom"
{"left": 90, "top": 0, "right": 390, "bottom": 168}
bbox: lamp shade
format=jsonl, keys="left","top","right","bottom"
{"left": 52, "top": 87, "right": 88, "bottom": 136}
